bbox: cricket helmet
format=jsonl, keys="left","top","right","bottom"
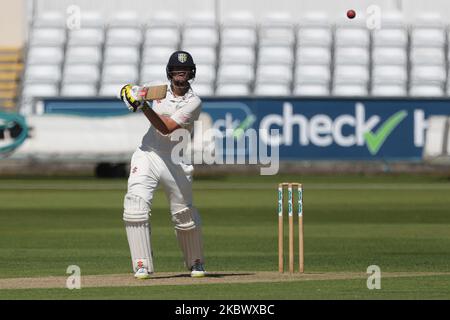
{"left": 166, "top": 51, "right": 196, "bottom": 80}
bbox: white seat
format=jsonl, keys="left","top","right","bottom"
{"left": 411, "top": 28, "right": 446, "bottom": 48}
{"left": 258, "top": 46, "right": 294, "bottom": 65}
{"left": 372, "top": 47, "right": 407, "bottom": 66}
{"left": 60, "top": 83, "right": 97, "bottom": 96}
{"left": 217, "top": 64, "right": 254, "bottom": 84}
{"left": 65, "top": 46, "right": 102, "bottom": 64}
{"left": 334, "top": 47, "right": 369, "bottom": 65}
{"left": 259, "top": 27, "right": 295, "bottom": 47}
{"left": 194, "top": 64, "right": 216, "bottom": 83}
{"left": 185, "top": 12, "right": 216, "bottom": 28}
{"left": 410, "top": 84, "right": 444, "bottom": 97}
{"left": 147, "top": 11, "right": 179, "bottom": 28}
{"left": 256, "top": 64, "right": 292, "bottom": 84}
{"left": 222, "top": 11, "right": 256, "bottom": 28}
{"left": 140, "top": 64, "right": 167, "bottom": 82}
{"left": 78, "top": 11, "right": 105, "bottom": 28}
{"left": 181, "top": 46, "right": 216, "bottom": 65}
{"left": 22, "top": 83, "right": 58, "bottom": 98}
{"left": 30, "top": 28, "right": 66, "bottom": 46}
{"left": 106, "top": 28, "right": 143, "bottom": 46}
{"left": 373, "top": 29, "right": 408, "bottom": 47}
{"left": 254, "top": 83, "right": 291, "bottom": 96}
{"left": 108, "top": 11, "right": 140, "bottom": 28}
{"left": 33, "top": 11, "right": 65, "bottom": 28}
{"left": 411, "top": 66, "right": 446, "bottom": 83}
{"left": 335, "top": 28, "right": 369, "bottom": 47}
{"left": 144, "top": 27, "right": 180, "bottom": 47}
{"left": 332, "top": 84, "right": 368, "bottom": 96}
{"left": 182, "top": 28, "right": 218, "bottom": 47}
{"left": 372, "top": 65, "right": 407, "bottom": 85}
{"left": 299, "top": 12, "right": 330, "bottom": 28}
{"left": 296, "top": 47, "right": 331, "bottom": 65}
{"left": 295, "top": 65, "right": 330, "bottom": 84}
{"left": 63, "top": 64, "right": 100, "bottom": 83}
{"left": 333, "top": 65, "right": 369, "bottom": 84}
{"left": 142, "top": 46, "right": 175, "bottom": 64}
{"left": 379, "top": 11, "right": 405, "bottom": 29}
{"left": 27, "top": 46, "right": 64, "bottom": 64}
{"left": 410, "top": 48, "right": 445, "bottom": 66}
{"left": 415, "top": 12, "right": 445, "bottom": 28}
{"left": 98, "top": 83, "right": 126, "bottom": 97}
{"left": 371, "top": 84, "right": 407, "bottom": 97}
{"left": 191, "top": 83, "right": 214, "bottom": 96}
{"left": 221, "top": 28, "right": 257, "bottom": 46}
{"left": 25, "top": 65, "right": 61, "bottom": 83}
{"left": 102, "top": 64, "right": 139, "bottom": 83}
{"left": 261, "top": 12, "right": 294, "bottom": 28}
{"left": 216, "top": 83, "right": 250, "bottom": 96}
{"left": 293, "top": 84, "right": 329, "bottom": 96}
{"left": 220, "top": 46, "right": 255, "bottom": 65}
{"left": 297, "top": 27, "right": 332, "bottom": 47}
{"left": 104, "top": 46, "right": 140, "bottom": 64}
{"left": 68, "top": 28, "right": 104, "bottom": 46}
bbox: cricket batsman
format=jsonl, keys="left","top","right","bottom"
{"left": 119, "top": 51, "right": 205, "bottom": 279}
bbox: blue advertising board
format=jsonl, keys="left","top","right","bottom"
{"left": 40, "top": 97, "right": 450, "bottom": 161}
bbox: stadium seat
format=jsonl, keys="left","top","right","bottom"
{"left": 379, "top": 11, "right": 406, "bottom": 29}
{"left": 414, "top": 12, "right": 445, "bottom": 28}
{"left": 78, "top": 11, "right": 105, "bottom": 28}
{"left": 60, "top": 83, "right": 97, "bottom": 97}
{"left": 216, "top": 83, "right": 250, "bottom": 96}
{"left": 299, "top": 12, "right": 331, "bottom": 28}
{"left": 332, "top": 84, "right": 368, "bottom": 96}
{"left": 371, "top": 84, "right": 407, "bottom": 97}
{"left": 185, "top": 12, "right": 216, "bottom": 28}
{"left": 98, "top": 83, "right": 125, "bottom": 97}
{"left": 106, "top": 28, "right": 143, "bottom": 46}
{"left": 191, "top": 83, "right": 214, "bottom": 96}
{"left": 142, "top": 46, "right": 176, "bottom": 64}
{"left": 22, "top": 83, "right": 58, "bottom": 98}
{"left": 297, "top": 27, "right": 332, "bottom": 47}
{"left": 258, "top": 46, "right": 294, "bottom": 65}
{"left": 410, "top": 47, "right": 445, "bottom": 66}
{"left": 220, "top": 28, "right": 257, "bottom": 47}
{"left": 334, "top": 47, "right": 369, "bottom": 65}
{"left": 293, "top": 84, "right": 330, "bottom": 96}
{"left": 30, "top": 28, "right": 66, "bottom": 46}
{"left": 295, "top": 65, "right": 330, "bottom": 84}
{"left": 335, "top": 28, "right": 370, "bottom": 48}
{"left": 372, "top": 47, "right": 407, "bottom": 66}
{"left": 372, "top": 29, "right": 408, "bottom": 47}
{"left": 259, "top": 12, "right": 295, "bottom": 47}
{"left": 148, "top": 11, "right": 180, "bottom": 28}
{"left": 220, "top": 46, "right": 255, "bottom": 65}
{"left": 65, "top": 46, "right": 102, "bottom": 64}
{"left": 410, "top": 84, "right": 444, "bottom": 97}
{"left": 372, "top": 65, "right": 407, "bottom": 85}
{"left": 217, "top": 64, "right": 254, "bottom": 84}
{"left": 182, "top": 28, "right": 219, "bottom": 47}
{"left": 410, "top": 65, "right": 446, "bottom": 83}
{"left": 256, "top": 64, "right": 292, "bottom": 84}
{"left": 140, "top": 64, "right": 167, "bottom": 82}
{"left": 109, "top": 11, "right": 141, "bottom": 28}
{"left": 144, "top": 28, "right": 180, "bottom": 47}
{"left": 33, "top": 11, "right": 65, "bottom": 28}
{"left": 68, "top": 28, "right": 105, "bottom": 46}
{"left": 411, "top": 28, "right": 446, "bottom": 48}
{"left": 27, "top": 46, "right": 64, "bottom": 64}
{"left": 222, "top": 11, "right": 256, "bottom": 28}
{"left": 63, "top": 64, "right": 101, "bottom": 83}
{"left": 24, "top": 64, "right": 61, "bottom": 83}
{"left": 194, "top": 64, "right": 216, "bottom": 83}
{"left": 254, "top": 83, "right": 291, "bottom": 96}
{"left": 296, "top": 47, "right": 331, "bottom": 65}
{"left": 334, "top": 65, "right": 369, "bottom": 84}
{"left": 102, "top": 64, "right": 139, "bottom": 83}
{"left": 181, "top": 46, "right": 216, "bottom": 65}
{"left": 104, "top": 46, "right": 140, "bottom": 64}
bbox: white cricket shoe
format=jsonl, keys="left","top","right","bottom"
{"left": 190, "top": 261, "right": 206, "bottom": 278}
{"left": 134, "top": 267, "right": 151, "bottom": 279}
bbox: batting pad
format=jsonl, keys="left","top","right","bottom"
{"left": 173, "top": 207, "right": 205, "bottom": 269}
{"left": 125, "top": 221, "right": 154, "bottom": 273}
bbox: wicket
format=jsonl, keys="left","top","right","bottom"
{"left": 278, "top": 182, "right": 304, "bottom": 273}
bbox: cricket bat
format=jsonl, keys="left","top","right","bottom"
{"left": 138, "top": 85, "right": 168, "bottom": 101}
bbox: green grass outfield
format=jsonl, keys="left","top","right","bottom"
{"left": 0, "top": 174, "right": 449, "bottom": 299}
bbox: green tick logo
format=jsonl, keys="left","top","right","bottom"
{"left": 363, "top": 110, "right": 408, "bottom": 155}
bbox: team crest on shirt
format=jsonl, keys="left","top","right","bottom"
{"left": 178, "top": 53, "right": 188, "bottom": 63}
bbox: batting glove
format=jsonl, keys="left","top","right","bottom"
{"left": 120, "top": 84, "right": 150, "bottom": 112}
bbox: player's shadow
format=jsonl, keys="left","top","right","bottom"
{"left": 151, "top": 272, "right": 255, "bottom": 279}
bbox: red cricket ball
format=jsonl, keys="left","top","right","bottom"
{"left": 347, "top": 9, "right": 356, "bottom": 19}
